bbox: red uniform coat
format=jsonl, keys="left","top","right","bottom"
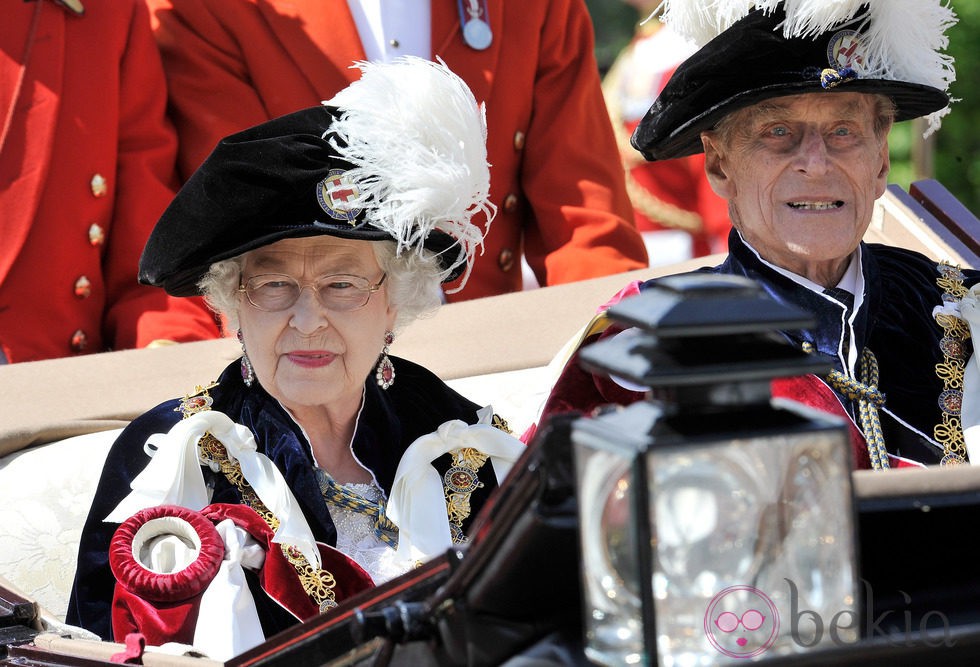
{"left": 144, "top": 0, "right": 649, "bottom": 301}
{"left": 0, "top": 0, "right": 219, "bottom": 363}
{"left": 602, "top": 25, "right": 731, "bottom": 259}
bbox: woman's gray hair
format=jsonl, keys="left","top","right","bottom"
{"left": 196, "top": 240, "right": 445, "bottom": 332}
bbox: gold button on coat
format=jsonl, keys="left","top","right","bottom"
{"left": 88, "top": 223, "right": 105, "bottom": 246}
{"left": 74, "top": 276, "right": 92, "bottom": 298}
{"left": 70, "top": 329, "right": 88, "bottom": 352}
{"left": 497, "top": 248, "right": 515, "bottom": 272}
{"left": 90, "top": 174, "right": 108, "bottom": 197}
{"left": 513, "top": 131, "right": 525, "bottom": 150}
{"left": 502, "top": 193, "right": 518, "bottom": 213}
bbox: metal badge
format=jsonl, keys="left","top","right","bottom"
{"left": 826, "top": 29, "right": 864, "bottom": 70}
{"left": 316, "top": 169, "right": 362, "bottom": 224}
{"left": 458, "top": 0, "right": 492, "bottom": 50}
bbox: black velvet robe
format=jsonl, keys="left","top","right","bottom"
{"left": 65, "top": 356, "right": 496, "bottom": 641}
{"left": 710, "top": 231, "right": 979, "bottom": 464}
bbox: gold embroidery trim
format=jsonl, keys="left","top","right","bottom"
{"left": 490, "top": 412, "right": 512, "bottom": 434}
{"left": 181, "top": 385, "right": 338, "bottom": 612}
{"left": 443, "top": 447, "right": 490, "bottom": 544}
{"left": 934, "top": 262, "right": 970, "bottom": 465}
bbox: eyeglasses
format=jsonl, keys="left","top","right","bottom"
{"left": 239, "top": 273, "right": 387, "bottom": 312}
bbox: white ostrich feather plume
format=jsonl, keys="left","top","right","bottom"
{"left": 652, "top": 0, "right": 957, "bottom": 134}
{"left": 323, "top": 57, "right": 495, "bottom": 291}
{"left": 646, "top": 0, "right": 755, "bottom": 47}
{"left": 775, "top": 0, "right": 866, "bottom": 37}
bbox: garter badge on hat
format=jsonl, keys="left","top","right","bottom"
{"left": 317, "top": 169, "right": 362, "bottom": 224}
{"left": 827, "top": 30, "right": 864, "bottom": 71}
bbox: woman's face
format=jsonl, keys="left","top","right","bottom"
{"left": 237, "top": 236, "right": 395, "bottom": 417}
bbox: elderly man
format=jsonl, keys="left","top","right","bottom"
{"left": 533, "top": 1, "right": 976, "bottom": 470}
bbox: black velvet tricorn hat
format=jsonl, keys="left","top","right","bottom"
{"left": 632, "top": 3, "right": 956, "bottom": 161}
{"left": 139, "top": 57, "right": 493, "bottom": 297}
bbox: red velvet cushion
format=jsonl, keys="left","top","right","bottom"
{"left": 109, "top": 504, "right": 226, "bottom": 645}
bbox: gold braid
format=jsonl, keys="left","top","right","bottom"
{"left": 823, "top": 348, "right": 889, "bottom": 469}
{"left": 601, "top": 44, "right": 705, "bottom": 234}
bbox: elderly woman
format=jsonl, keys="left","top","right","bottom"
{"left": 65, "top": 57, "right": 524, "bottom": 658}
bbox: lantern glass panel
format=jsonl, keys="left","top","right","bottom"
{"left": 577, "top": 424, "right": 857, "bottom": 666}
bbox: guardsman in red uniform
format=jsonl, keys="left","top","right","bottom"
{"left": 0, "top": 0, "right": 220, "bottom": 363}
{"left": 602, "top": 5, "right": 731, "bottom": 264}
{"left": 144, "top": 0, "right": 649, "bottom": 301}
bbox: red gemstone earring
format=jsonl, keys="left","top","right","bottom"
{"left": 376, "top": 330, "right": 395, "bottom": 389}
{"left": 237, "top": 329, "right": 255, "bottom": 387}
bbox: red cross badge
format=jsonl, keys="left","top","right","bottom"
{"left": 316, "top": 169, "right": 362, "bottom": 224}
{"left": 826, "top": 30, "right": 865, "bottom": 70}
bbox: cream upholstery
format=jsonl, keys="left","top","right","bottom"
{"left": 0, "top": 429, "right": 121, "bottom": 621}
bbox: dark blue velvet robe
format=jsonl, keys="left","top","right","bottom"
{"left": 536, "top": 230, "right": 978, "bottom": 467}
{"left": 65, "top": 356, "right": 494, "bottom": 641}
{"left": 707, "top": 231, "right": 978, "bottom": 464}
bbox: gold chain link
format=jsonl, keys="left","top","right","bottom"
{"left": 933, "top": 262, "right": 970, "bottom": 465}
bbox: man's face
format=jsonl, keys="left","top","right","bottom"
{"left": 702, "top": 93, "right": 891, "bottom": 285}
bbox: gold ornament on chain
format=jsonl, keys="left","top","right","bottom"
{"left": 444, "top": 447, "right": 490, "bottom": 544}
{"left": 933, "top": 262, "right": 971, "bottom": 465}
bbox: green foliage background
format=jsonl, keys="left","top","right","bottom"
{"left": 585, "top": 0, "right": 980, "bottom": 216}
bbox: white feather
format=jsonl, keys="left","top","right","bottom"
{"left": 652, "top": 0, "right": 756, "bottom": 47}
{"left": 863, "top": 0, "right": 957, "bottom": 135}
{"left": 862, "top": 1, "right": 957, "bottom": 88}
{"left": 323, "top": 57, "right": 495, "bottom": 291}
{"left": 778, "top": 0, "right": 865, "bottom": 38}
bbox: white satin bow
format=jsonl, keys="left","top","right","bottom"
{"left": 386, "top": 406, "right": 525, "bottom": 563}
{"left": 105, "top": 410, "right": 321, "bottom": 568}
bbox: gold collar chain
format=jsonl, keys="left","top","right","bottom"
{"left": 180, "top": 385, "right": 339, "bottom": 612}
{"left": 441, "top": 414, "right": 511, "bottom": 542}
{"left": 933, "top": 262, "right": 971, "bottom": 465}
{"left": 444, "top": 447, "right": 490, "bottom": 544}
